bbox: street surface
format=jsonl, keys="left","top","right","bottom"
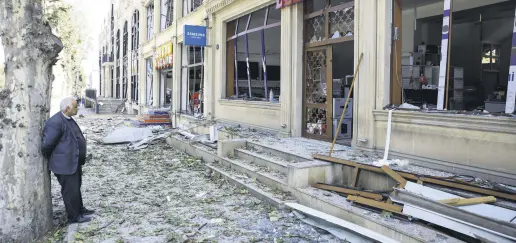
{"left": 49, "top": 115, "right": 344, "bottom": 243}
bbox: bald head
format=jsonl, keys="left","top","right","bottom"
{"left": 60, "top": 97, "right": 78, "bottom": 117}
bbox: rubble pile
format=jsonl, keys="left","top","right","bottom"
{"left": 50, "top": 115, "right": 343, "bottom": 243}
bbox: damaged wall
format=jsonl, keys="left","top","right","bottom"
{"left": 372, "top": 110, "right": 516, "bottom": 185}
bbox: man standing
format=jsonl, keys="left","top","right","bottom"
{"left": 42, "top": 97, "right": 94, "bottom": 224}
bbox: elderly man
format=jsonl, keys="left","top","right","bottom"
{"left": 42, "top": 97, "right": 94, "bottom": 224}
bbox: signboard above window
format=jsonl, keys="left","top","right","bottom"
{"left": 276, "top": 0, "right": 303, "bottom": 9}
{"left": 154, "top": 42, "right": 173, "bottom": 70}
{"left": 184, "top": 25, "right": 207, "bottom": 46}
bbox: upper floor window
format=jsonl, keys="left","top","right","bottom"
{"left": 161, "top": 0, "right": 173, "bottom": 31}
{"left": 147, "top": 4, "right": 154, "bottom": 40}
{"left": 183, "top": 0, "right": 203, "bottom": 16}
{"left": 132, "top": 10, "right": 140, "bottom": 51}
{"left": 123, "top": 22, "right": 128, "bottom": 57}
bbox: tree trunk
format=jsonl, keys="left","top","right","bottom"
{"left": 0, "top": 0, "right": 63, "bottom": 242}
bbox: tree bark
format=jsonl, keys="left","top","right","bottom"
{"left": 0, "top": 0, "right": 63, "bottom": 242}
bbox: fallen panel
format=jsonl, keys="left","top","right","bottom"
{"left": 404, "top": 182, "right": 516, "bottom": 223}
{"left": 391, "top": 189, "right": 516, "bottom": 241}
{"left": 402, "top": 203, "right": 515, "bottom": 243}
{"left": 102, "top": 127, "right": 153, "bottom": 144}
{"left": 285, "top": 203, "right": 400, "bottom": 243}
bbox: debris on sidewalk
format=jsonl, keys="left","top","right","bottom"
{"left": 49, "top": 115, "right": 343, "bottom": 243}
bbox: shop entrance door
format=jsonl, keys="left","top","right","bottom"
{"left": 303, "top": 46, "right": 333, "bottom": 141}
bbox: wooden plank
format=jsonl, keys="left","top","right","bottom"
{"left": 350, "top": 167, "right": 360, "bottom": 188}
{"left": 440, "top": 196, "right": 497, "bottom": 206}
{"left": 381, "top": 165, "right": 407, "bottom": 188}
{"left": 419, "top": 178, "right": 516, "bottom": 201}
{"left": 313, "top": 183, "right": 383, "bottom": 201}
{"left": 312, "top": 154, "right": 516, "bottom": 201}
{"left": 347, "top": 195, "right": 403, "bottom": 213}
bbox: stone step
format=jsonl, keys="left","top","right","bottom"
{"left": 206, "top": 162, "right": 296, "bottom": 209}
{"left": 234, "top": 148, "right": 289, "bottom": 174}
{"left": 218, "top": 156, "right": 290, "bottom": 193}
{"left": 246, "top": 141, "right": 312, "bottom": 162}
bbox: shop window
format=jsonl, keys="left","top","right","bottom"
{"left": 147, "top": 4, "right": 154, "bottom": 40}
{"left": 181, "top": 46, "right": 204, "bottom": 116}
{"left": 161, "top": 0, "right": 173, "bottom": 31}
{"left": 123, "top": 22, "right": 128, "bottom": 99}
{"left": 183, "top": 0, "right": 204, "bottom": 16}
{"left": 225, "top": 4, "right": 281, "bottom": 101}
{"left": 146, "top": 58, "right": 153, "bottom": 106}
{"left": 116, "top": 30, "right": 121, "bottom": 99}
{"left": 394, "top": 0, "right": 515, "bottom": 112}
{"left": 131, "top": 10, "right": 140, "bottom": 102}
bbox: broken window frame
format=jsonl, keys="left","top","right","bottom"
{"left": 181, "top": 45, "right": 204, "bottom": 116}
{"left": 147, "top": 4, "right": 154, "bottom": 40}
{"left": 131, "top": 10, "right": 140, "bottom": 102}
{"left": 123, "top": 22, "right": 128, "bottom": 99}
{"left": 182, "top": 0, "right": 203, "bottom": 17}
{"left": 161, "top": 0, "right": 173, "bottom": 31}
{"left": 116, "top": 29, "right": 121, "bottom": 99}
{"left": 225, "top": 4, "right": 281, "bottom": 101}
{"left": 303, "top": 0, "right": 355, "bottom": 47}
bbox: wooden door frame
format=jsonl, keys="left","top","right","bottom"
{"left": 302, "top": 45, "right": 333, "bottom": 141}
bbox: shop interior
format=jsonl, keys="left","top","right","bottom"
{"left": 396, "top": 0, "right": 516, "bottom": 112}
{"left": 226, "top": 4, "right": 281, "bottom": 101}
{"left": 181, "top": 46, "right": 204, "bottom": 116}
{"left": 160, "top": 70, "right": 173, "bottom": 108}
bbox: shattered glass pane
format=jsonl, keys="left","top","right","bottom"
{"left": 329, "top": 6, "right": 354, "bottom": 39}
{"left": 306, "top": 15, "right": 325, "bottom": 43}
{"left": 305, "top": 107, "right": 327, "bottom": 135}
{"left": 306, "top": 50, "right": 327, "bottom": 104}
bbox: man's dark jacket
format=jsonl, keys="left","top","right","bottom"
{"left": 41, "top": 112, "right": 85, "bottom": 175}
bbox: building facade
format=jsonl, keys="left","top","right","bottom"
{"left": 99, "top": 0, "right": 516, "bottom": 185}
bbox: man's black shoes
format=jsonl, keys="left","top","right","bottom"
{"left": 69, "top": 215, "right": 92, "bottom": 224}
{"left": 80, "top": 208, "right": 95, "bottom": 216}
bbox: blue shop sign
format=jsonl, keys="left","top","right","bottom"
{"left": 184, "top": 25, "right": 207, "bottom": 46}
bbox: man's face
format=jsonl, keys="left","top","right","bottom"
{"left": 66, "top": 100, "right": 79, "bottom": 116}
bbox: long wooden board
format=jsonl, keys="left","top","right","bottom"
{"left": 347, "top": 195, "right": 403, "bottom": 213}
{"left": 313, "top": 183, "right": 383, "bottom": 201}
{"left": 312, "top": 154, "right": 516, "bottom": 201}
{"left": 439, "top": 196, "right": 496, "bottom": 206}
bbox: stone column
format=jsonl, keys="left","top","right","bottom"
{"left": 152, "top": 0, "right": 161, "bottom": 107}
{"left": 119, "top": 22, "right": 124, "bottom": 100}
{"left": 279, "top": 6, "right": 293, "bottom": 137}
{"left": 128, "top": 20, "right": 133, "bottom": 103}
{"left": 291, "top": 3, "right": 304, "bottom": 137}
{"left": 139, "top": 6, "right": 147, "bottom": 112}
{"left": 203, "top": 14, "right": 214, "bottom": 119}
{"left": 352, "top": 0, "right": 384, "bottom": 150}
{"left": 171, "top": 0, "right": 182, "bottom": 119}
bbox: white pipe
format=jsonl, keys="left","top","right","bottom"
{"left": 382, "top": 109, "right": 393, "bottom": 162}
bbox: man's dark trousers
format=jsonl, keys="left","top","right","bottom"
{"left": 55, "top": 165, "right": 84, "bottom": 221}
